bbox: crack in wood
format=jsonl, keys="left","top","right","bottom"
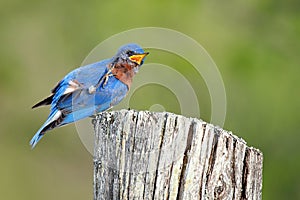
{"left": 176, "top": 121, "right": 194, "bottom": 200}
{"left": 231, "top": 139, "right": 237, "bottom": 199}
{"left": 151, "top": 113, "right": 168, "bottom": 200}
{"left": 166, "top": 162, "right": 174, "bottom": 200}
{"left": 198, "top": 122, "right": 207, "bottom": 199}
{"left": 126, "top": 111, "right": 139, "bottom": 199}
{"left": 214, "top": 174, "right": 226, "bottom": 199}
{"left": 241, "top": 148, "right": 250, "bottom": 199}
{"left": 205, "top": 127, "right": 220, "bottom": 194}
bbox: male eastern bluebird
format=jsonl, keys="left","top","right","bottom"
{"left": 30, "top": 43, "right": 149, "bottom": 148}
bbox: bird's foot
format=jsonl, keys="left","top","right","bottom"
{"left": 102, "top": 72, "right": 113, "bottom": 88}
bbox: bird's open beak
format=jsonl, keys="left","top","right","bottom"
{"left": 129, "top": 52, "right": 149, "bottom": 65}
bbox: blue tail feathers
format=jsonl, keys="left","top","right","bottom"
{"left": 30, "top": 109, "right": 62, "bottom": 149}
{"left": 30, "top": 132, "right": 44, "bottom": 149}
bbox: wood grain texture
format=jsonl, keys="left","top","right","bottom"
{"left": 93, "top": 110, "right": 263, "bottom": 200}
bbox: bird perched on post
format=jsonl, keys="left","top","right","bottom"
{"left": 30, "top": 43, "right": 149, "bottom": 148}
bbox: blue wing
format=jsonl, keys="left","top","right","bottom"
{"left": 30, "top": 59, "right": 128, "bottom": 148}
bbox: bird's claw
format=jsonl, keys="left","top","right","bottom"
{"left": 89, "top": 68, "right": 114, "bottom": 94}
{"left": 102, "top": 73, "right": 113, "bottom": 89}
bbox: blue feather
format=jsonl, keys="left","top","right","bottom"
{"left": 30, "top": 109, "right": 62, "bottom": 148}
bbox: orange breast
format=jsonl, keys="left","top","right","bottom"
{"left": 110, "top": 62, "right": 135, "bottom": 89}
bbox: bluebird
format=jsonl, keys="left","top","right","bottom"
{"left": 30, "top": 43, "right": 149, "bottom": 148}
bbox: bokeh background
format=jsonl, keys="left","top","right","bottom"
{"left": 1, "top": 1, "right": 299, "bottom": 199}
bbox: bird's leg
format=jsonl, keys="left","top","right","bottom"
{"left": 102, "top": 72, "right": 114, "bottom": 88}
{"left": 88, "top": 64, "right": 115, "bottom": 94}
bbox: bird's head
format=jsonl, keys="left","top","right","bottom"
{"left": 114, "top": 44, "right": 149, "bottom": 73}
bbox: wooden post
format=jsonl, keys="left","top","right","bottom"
{"left": 93, "top": 110, "right": 263, "bottom": 200}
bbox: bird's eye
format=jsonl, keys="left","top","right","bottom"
{"left": 126, "top": 50, "right": 134, "bottom": 56}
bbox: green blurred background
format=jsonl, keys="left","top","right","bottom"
{"left": 1, "top": 0, "right": 299, "bottom": 199}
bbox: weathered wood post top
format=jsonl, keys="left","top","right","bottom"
{"left": 93, "top": 110, "right": 263, "bottom": 200}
